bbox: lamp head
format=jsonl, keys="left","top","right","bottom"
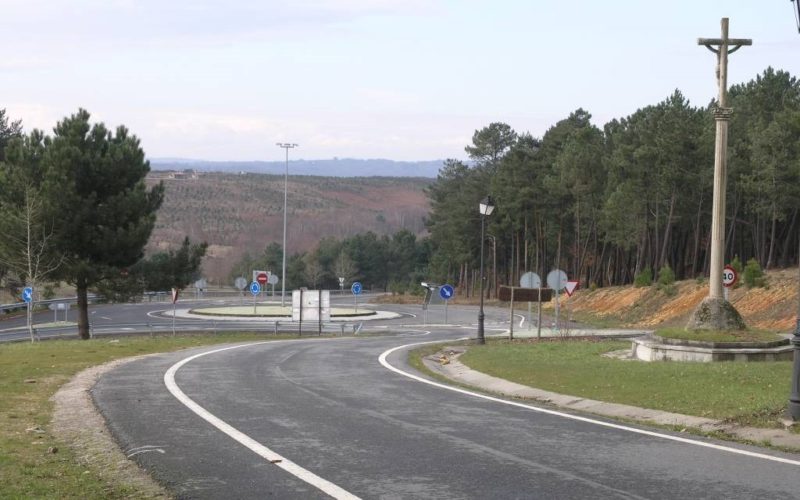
{"left": 479, "top": 196, "right": 495, "bottom": 216}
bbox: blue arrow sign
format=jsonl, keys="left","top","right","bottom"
{"left": 351, "top": 282, "right": 362, "bottom": 295}
{"left": 249, "top": 281, "right": 261, "bottom": 295}
{"left": 439, "top": 284, "right": 455, "bottom": 301}
{"left": 22, "top": 287, "right": 33, "bottom": 303}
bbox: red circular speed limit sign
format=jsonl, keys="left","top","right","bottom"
{"left": 722, "top": 265, "right": 737, "bottom": 288}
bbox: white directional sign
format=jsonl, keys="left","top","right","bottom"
{"left": 520, "top": 272, "right": 541, "bottom": 289}
{"left": 546, "top": 269, "right": 568, "bottom": 291}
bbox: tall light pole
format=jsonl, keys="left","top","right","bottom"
{"left": 477, "top": 196, "right": 495, "bottom": 344}
{"left": 276, "top": 142, "right": 298, "bottom": 307}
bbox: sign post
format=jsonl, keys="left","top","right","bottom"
{"left": 250, "top": 281, "right": 261, "bottom": 314}
{"left": 351, "top": 281, "right": 362, "bottom": 313}
{"left": 520, "top": 272, "right": 541, "bottom": 336}
{"left": 234, "top": 277, "right": 247, "bottom": 303}
{"left": 268, "top": 274, "right": 279, "bottom": 299}
{"left": 171, "top": 287, "right": 179, "bottom": 336}
{"left": 547, "top": 269, "right": 569, "bottom": 334}
{"left": 439, "top": 284, "right": 454, "bottom": 324}
{"left": 22, "top": 287, "right": 33, "bottom": 342}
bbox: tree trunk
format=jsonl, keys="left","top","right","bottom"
{"left": 659, "top": 191, "right": 676, "bottom": 271}
{"left": 766, "top": 204, "right": 778, "bottom": 269}
{"left": 76, "top": 276, "right": 90, "bottom": 340}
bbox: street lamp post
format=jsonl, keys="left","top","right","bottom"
{"left": 477, "top": 196, "right": 495, "bottom": 344}
{"left": 789, "top": 238, "right": 800, "bottom": 420}
{"left": 276, "top": 142, "right": 298, "bottom": 307}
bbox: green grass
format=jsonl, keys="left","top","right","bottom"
{"left": 655, "top": 327, "right": 784, "bottom": 343}
{"left": 455, "top": 339, "right": 793, "bottom": 428}
{"left": 0, "top": 332, "right": 292, "bottom": 498}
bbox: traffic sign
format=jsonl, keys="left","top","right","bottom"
{"left": 723, "top": 265, "right": 737, "bottom": 288}
{"left": 546, "top": 269, "right": 568, "bottom": 291}
{"left": 520, "top": 272, "right": 541, "bottom": 289}
{"left": 268, "top": 274, "right": 279, "bottom": 285}
{"left": 22, "top": 287, "right": 33, "bottom": 303}
{"left": 564, "top": 281, "right": 579, "bottom": 297}
{"left": 439, "top": 284, "right": 455, "bottom": 301}
{"left": 234, "top": 277, "right": 247, "bottom": 290}
{"left": 171, "top": 287, "right": 179, "bottom": 304}
{"left": 256, "top": 272, "right": 269, "bottom": 285}
{"left": 249, "top": 281, "right": 261, "bottom": 295}
{"left": 351, "top": 282, "right": 362, "bottom": 295}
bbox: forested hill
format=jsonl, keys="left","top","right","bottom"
{"left": 150, "top": 158, "right": 444, "bottom": 178}
{"left": 145, "top": 172, "right": 431, "bottom": 282}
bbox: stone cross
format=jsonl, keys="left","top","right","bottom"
{"left": 698, "top": 18, "right": 751, "bottom": 301}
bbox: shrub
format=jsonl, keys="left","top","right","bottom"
{"left": 657, "top": 263, "right": 675, "bottom": 287}
{"left": 730, "top": 255, "right": 743, "bottom": 289}
{"left": 633, "top": 267, "right": 652, "bottom": 288}
{"left": 743, "top": 258, "right": 766, "bottom": 288}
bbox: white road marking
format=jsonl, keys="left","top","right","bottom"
{"left": 378, "top": 340, "right": 800, "bottom": 467}
{"left": 164, "top": 342, "right": 361, "bottom": 500}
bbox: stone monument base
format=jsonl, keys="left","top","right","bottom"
{"left": 686, "top": 297, "right": 746, "bottom": 331}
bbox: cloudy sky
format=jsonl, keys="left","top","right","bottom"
{"left": 3, "top": 1, "right": 798, "bottom": 162}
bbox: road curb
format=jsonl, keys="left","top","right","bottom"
{"left": 422, "top": 346, "right": 800, "bottom": 451}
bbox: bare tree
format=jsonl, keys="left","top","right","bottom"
{"left": 0, "top": 185, "right": 64, "bottom": 341}
{"left": 303, "top": 253, "right": 325, "bottom": 289}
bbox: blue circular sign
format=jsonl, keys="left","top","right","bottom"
{"left": 439, "top": 284, "right": 455, "bottom": 301}
{"left": 249, "top": 281, "right": 261, "bottom": 295}
{"left": 22, "top": 287, "right": 33, "bottom": 303}
{"left": 351, "top": 282, "right": 362, "bottom": 295}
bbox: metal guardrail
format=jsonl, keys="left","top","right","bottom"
{"left": 0, "top": 319, "right": 365, "bottom": 343}
{"left": 0, "top": 294, "right": 102, "bottom": 313}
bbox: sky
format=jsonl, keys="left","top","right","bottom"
{"left": 3, "top": 1, "right": 799, "bottom": 162}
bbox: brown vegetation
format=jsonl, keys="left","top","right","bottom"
{"left": 145, "top": 173, "right": 431, "bottom": 282}
{"left": 559, "top": 269, "right": 799, "bottom": 331}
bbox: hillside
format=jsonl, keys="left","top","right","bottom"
{"left": 145, "top": 172, "right": 432, "bottom": 282}
{"left": 150, "top": 158, "right": 445, "bottom": 178}
{"left": 559, "top": 269, "right": 799, "bottom": 332}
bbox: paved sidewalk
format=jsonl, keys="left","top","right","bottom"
{"left": 423, "top": 346, "right": 800, "bottom": 451}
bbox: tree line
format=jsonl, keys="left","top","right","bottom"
{"left": 228, "top": 229, "right": 430, "bottom": 294}
{"left": 425, "top": 67, "right": 800, "bottom": 296}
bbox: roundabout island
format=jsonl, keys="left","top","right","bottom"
{"left": 189, "top": 304, "right": 377, "bottom": 318}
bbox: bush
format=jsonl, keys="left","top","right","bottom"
{"left": 730, "top": 255, "right": 743, "bottom": 289}
{"left": 633, "top": 267, "right": 652, "bottom": 288}
{"left": 657, "top": 263, "right": 675, "bottom": 287}
{"left": 388, "top": 280, "right": 407, "bottom": 295}
{"left": 743, "top": 258, "right": 766, "bottom": 288}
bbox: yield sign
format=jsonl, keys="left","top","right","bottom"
{"left": 564, "top": 281, "right": 579, "bottom": 297}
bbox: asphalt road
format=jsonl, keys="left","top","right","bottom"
{"left": 93, "top": 322, "right": 800, "bottom": 499}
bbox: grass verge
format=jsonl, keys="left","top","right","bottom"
{"left": 422, "top": 339, "right": 792, "bottom": 429}
{"left": 0, "top": 332, "right": 292, "bottom": 498}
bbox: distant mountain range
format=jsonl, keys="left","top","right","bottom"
{"left": 150, "top": 158, "right": 447, "bottom": 178}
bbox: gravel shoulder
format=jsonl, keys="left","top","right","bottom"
{"left": 51, "top": 355, "right": 171, "bottom": 499}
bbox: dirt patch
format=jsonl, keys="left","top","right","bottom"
{"left": 560, "top": 269, "right": 799, "bottom": 331}
{"left": 50, "top": 355, "right": 170, "bottom": 499}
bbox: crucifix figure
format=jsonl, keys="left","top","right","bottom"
{"left": 688, "top": 18, "right": 751, "bottom": 330}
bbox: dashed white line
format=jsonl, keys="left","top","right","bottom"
{"left": 164, "top": 341, "right": 361, "bottom": 500}
{"left": 378, "top": 340, "right": 800, "bottom": 467}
